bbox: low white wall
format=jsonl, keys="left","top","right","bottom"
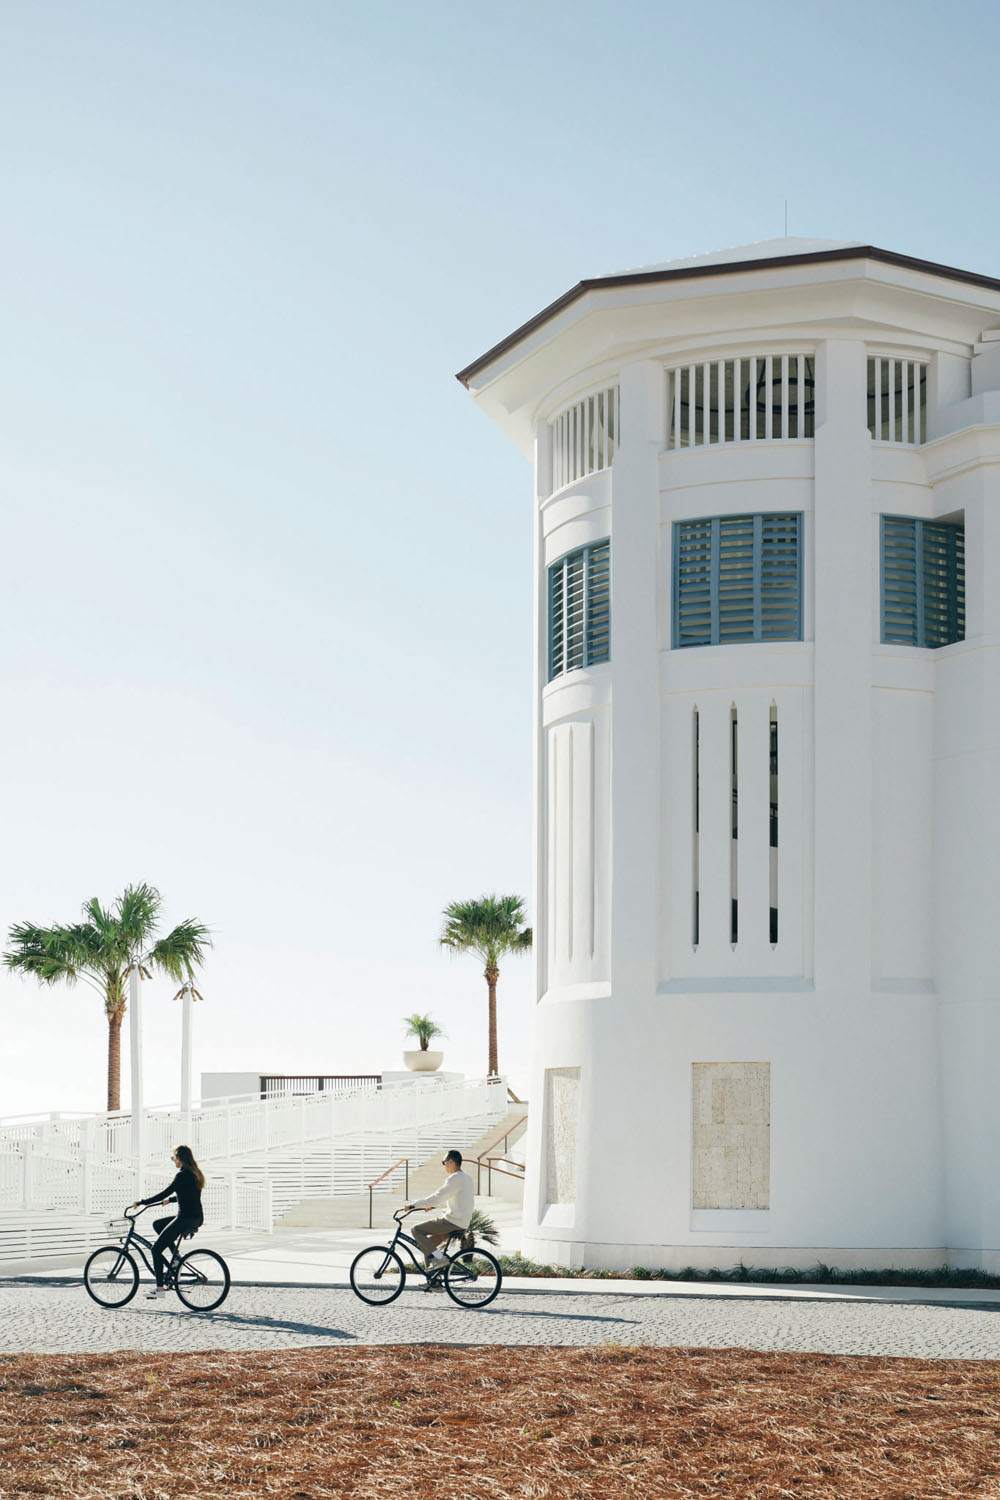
{"left": 200, "top": 1072, "right": 260, "bottom": 1100}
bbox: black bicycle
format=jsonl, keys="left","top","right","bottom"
{"left": 350, "top": 1207, "right": 502, "bottom": 1309}
{"left": 83, "top": 1205, "right": 231, "bottom": 1312}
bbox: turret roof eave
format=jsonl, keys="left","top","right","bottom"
{"left": 456, "top": 243, "right": 1000, "bottom": 391}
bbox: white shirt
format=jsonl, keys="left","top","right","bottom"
{"left": 413, "top": 1168, "right": 474, "bottom": 1229}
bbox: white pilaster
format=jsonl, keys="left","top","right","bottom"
{"left": 812, "top": 339, "right": 872, "bottom": 992}
{"left": 609, "top": 360, "right": 663, "bottom": 1001}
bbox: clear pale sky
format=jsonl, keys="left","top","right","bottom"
{"left": 1, "top": 1, "right": 997, "bottom": 1116}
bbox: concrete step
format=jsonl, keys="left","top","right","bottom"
{"left": 406, "top": 1108, "right": 528, "bottom": 1201}
{"left": 277, "top": 1107, "right": 529, "bottom": 1228}
{"left": 277, "top": 1191, "right": 521, "bottom": 1242}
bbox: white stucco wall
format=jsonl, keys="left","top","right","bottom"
{"left": 468, "top": 247, "right": 1000, "bottom": 1270}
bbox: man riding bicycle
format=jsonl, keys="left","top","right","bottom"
{"left": 405, "top": 1149, "right": 474, "bottom": 1285}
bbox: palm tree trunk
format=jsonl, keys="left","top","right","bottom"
{"left": 485, "top": 966, "right": 499, "bottom": 1077}
{"left": 107, "top": 1007, "right": 123, "bottom": 1113}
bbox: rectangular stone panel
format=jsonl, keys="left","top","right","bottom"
{"left": 691, "top": 1062, "right": 770, "bottom": 1209}
{"left": 544, "top": 1066, "right": 581, "bottom": 1206}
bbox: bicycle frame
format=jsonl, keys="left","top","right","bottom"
{"left": 382, "top": 1210, "right": 468, "bottom": 1282}
{"left": 112, "top": 1210, "right": 188, "bottom": 1285}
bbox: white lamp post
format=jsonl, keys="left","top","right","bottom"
{"left": 173, "top": 979, "right": 204, "bottom": 1132}
{"left": 127, "top": 964, "right": 144, "bottom": 1198}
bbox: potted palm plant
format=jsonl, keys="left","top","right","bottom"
{"left": 403, "top": 1013, "right": 446, "bottom": 1072}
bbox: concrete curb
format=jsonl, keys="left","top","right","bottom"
{"left": 7, "top": 1272, "right": 1000, "bottom": 1309}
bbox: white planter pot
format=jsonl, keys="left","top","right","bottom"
{"left": 403, "top": 1050, "right": 443, "bottom": 1072}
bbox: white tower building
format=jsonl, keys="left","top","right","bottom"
{"left": 459, "top": 238, "right": 1000, "bottom": 1272}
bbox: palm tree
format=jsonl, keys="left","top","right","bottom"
{"left": 402, "top": 1013, "right": 446, "bottom": 1052}
{"left": 439, "top": 894, "right": 531, "bottom": 1078}
{"left": 4, "top": 883, "right": 211, "bottom": 1112}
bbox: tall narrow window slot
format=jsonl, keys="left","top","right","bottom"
{"left": 769, "top": 704, "right": 778, "bottom": 944}
{"left": 692, "top": 708, "right": 700, "bottom": 947}
{"left": 730, "top": 706, "right": 738, "bottom": 944}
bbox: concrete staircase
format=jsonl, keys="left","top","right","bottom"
{"left": 277, "top": 1106, "right": 528, "bottom": 1230}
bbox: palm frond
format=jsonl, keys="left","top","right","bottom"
{"left": 3, "top": 922, "right": 83, "bottom": 985}
{"left": 114, "top": 883, "right": 163, "bottom": 951}
{"left": 148, "top": 918, "right": 212, "bottom": 983}
{"left": 439, "top": 893, "right": 532, "bottom": 967}
{"left": 468, "top": 1207, "right": 500, "bottom": 1246}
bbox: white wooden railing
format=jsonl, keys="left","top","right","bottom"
{"left": 550, "top": 386, "right": 620, "bottom": 490}
{"left": 0, "top": 1075, "right": 504, "bottom": 1162}
{"left": 0, "top": 1075, "right": 508, "bottom": 1253}
{"left": 867, "top": 356, "right": 926, "bottom": 444}
{"left": 667, "top": 354, "right": 815, "bottom": 449}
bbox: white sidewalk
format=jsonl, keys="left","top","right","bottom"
{"left": 17, "top": 1223, "right": 1000, "bottom": 1306}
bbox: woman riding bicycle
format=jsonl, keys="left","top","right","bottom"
{"left": 131, "top": 1144, "right": 205, "bottom": 1299}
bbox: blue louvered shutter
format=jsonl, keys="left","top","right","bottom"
{"left": 881, "top": 516, "right": 919, "bottom": 644}
{"left": 549, "top": 562, "right": 565, "bottom": 678}
{"left": 760, "top": 514, "right": 802, "bottom": 640}
{"left": 674, "top": 519, "right": 714, "bottom": 646}
{"left": 675, "top": 513, "right": 802, "bottom": 647}
{"left": 922, "top": 522, "right": 964, "bottom": 648}
{"left": 548, "top": 541, "right": 611, "bottom": 680}
{"left": 564, "top": 551, "right": 586, "bottom": 671}
{"left": 586, "top": 541, "right": 611, "bottom": 664}
{"left": 717, "top": 515, "right": 756, "bottom": 642}
{"left": 881, "top": 516, "right": 964, "bottom": 648}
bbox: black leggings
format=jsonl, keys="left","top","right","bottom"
{"left": 152, "top": 1215, "right": 201, "bottom": 1286}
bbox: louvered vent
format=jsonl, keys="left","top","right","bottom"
{"left": 881, "top": 516, "right": 964, "bottom": 647}
{"left": 674, "top": 514, "right": 802, "bottom": 648}
{"left": 548, "top": 541, "right": 611, "bottom": 680}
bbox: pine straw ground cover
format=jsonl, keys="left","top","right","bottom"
{"left": 2, "top": 1346, "right": 1000, "bottom": 1499}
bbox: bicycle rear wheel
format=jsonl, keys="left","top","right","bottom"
{"left": 444, "top": 1247, "right": 501, "bottom": 1308}
{"left": 174, "top": 1249, "right": 230, "bottom": 1311}
{"left": 350, "top": 1246, "right": 406, "bottom": 1305}
{"left": 84, "top": 1246, "right": 139, "bottom": 1308}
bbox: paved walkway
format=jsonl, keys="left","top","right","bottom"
{"left": 4, "top": 1276, "right": 1000, "bottom": 1360}
{"left": 7, "top": 1227, "right": 1000, "bottom": 1360}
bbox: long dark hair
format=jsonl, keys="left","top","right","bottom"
{"left": 174, "top": 1144, "right": 205, "bottom": 1190}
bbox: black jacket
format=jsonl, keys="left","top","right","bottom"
{"left": 141, "top": 1168, "right": 203, "bottom": 1222}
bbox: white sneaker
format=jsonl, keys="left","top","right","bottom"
{"left": 145, "top": 1288, "right": 166, "bottom": 1299}
{"left": 429, "top": 1251, "right": 448, "bottom": 1266}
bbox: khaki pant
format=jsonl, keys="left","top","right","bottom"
{"left": 413, "top": 1217, "right": 459, "bottom": 1265}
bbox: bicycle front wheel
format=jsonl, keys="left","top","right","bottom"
{"left": 84, "top": 1246, "right": 139, "bottom": 1308}
{"left": 175, "top": 1249, "right": 231, "bottom": 1311}
{"left": 444, "top": 1247, "right": 501, "bottom": 1308}
{"left": 350, "top": 1246, "right": 406, "bottom": 1305}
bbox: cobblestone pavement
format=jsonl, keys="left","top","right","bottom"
{"left": 4, "top": 1280, "right": 1000, "bottom": 1359}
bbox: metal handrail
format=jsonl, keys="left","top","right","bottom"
{"left": 475, "top": 1115, "right": 527, "bottom": 1192}
{"left": 366, "top": 1157, "right": 409, "bottom": 1228}
{"left": 479, "top": 1154, "right": 525, "bottom": 1194}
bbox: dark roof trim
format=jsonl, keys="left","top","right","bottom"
{"left": 456, "top": 245, "right": 1000, "bottom": 389}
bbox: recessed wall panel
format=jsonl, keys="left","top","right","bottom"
{"left": 692, "top": 1062, "right": 770, "bottom": 1209}
{"left": 545, "top": 1066, "right": 581, "bottom": 1206}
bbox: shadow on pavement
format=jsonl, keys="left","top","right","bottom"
{"left": 474, "top": 1305, "right": 639, "bottom": 1326}
{"left": 155, "top": 1308, "right": 357, "bottom": 1341}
